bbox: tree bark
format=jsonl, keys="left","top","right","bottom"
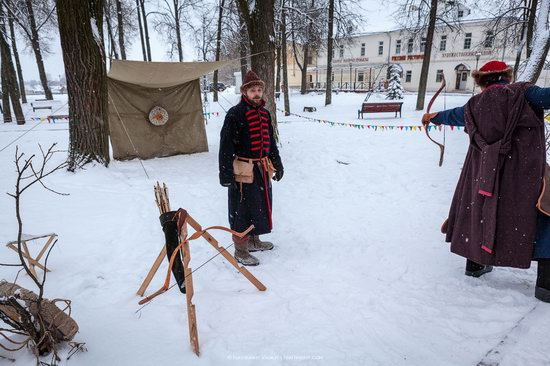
{"left": 415, "top": 0, "right": 438, "bottom": 111}
{"left": 136, "top": 0, "right": 146, "bottom": 61}
{"left": 1, "top": 61, "right": 13, "bottom": 122}
{"left": 324, "top": 0, "right": 334, "bottom": 106}
{"left": 8, "top": 14, "right": 26, "bottom": 104}
{"left": 56, "top": 0, "right": 110, "bottom": 169}
{"left": 173, "top": 0, "right": 183, "bottom": 61}
{"left": 237, "top": 0, "right": 277, "bottom": 128}
{"left": 301, "top": 44, "right": 309, "bottom": 94}
{"left": 281, "top": 6, "right": 290, "bottom": 116}
{"left": 518, "top": 0, "right": 550, "bottom": 83}
{"left": 105, "top": 1, "right": 119, "bottom": 59}
{"left": 275, "top": 40, "right": 281, "bottom": 94}
{"left": 0, "top": 4, "right": 24, "bottom": 124}
{"left": 139, "top": 0, "right": 151, "bottom": 61}
{"left": 238, "top": 10, "right": 248, "bottom": 83}
{"left": 526, "top": 0, "right": 538, "bottom": 58}
{"left": 25, "top": 0, "right": 53, "bottom": 100}
{"left": 213, "top": 0, "right": 225, "bottom": 102}
{"left": 115, "top": 0, "right": 126, "bottom": 59}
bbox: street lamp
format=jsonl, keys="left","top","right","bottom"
{"left": 472, "top": 51, "right": 482, "bottom": 95}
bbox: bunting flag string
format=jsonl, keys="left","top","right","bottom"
{"left": 203, "top": 111, "right": 221, "bottom": 118}
{"left": 276, "top": 108, "right": 463, "bottom": 132}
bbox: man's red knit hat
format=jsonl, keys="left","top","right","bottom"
{"left": 473, "top": 60, "right": 512, "bottom": 76}
{"left": 240, "top": 70, "right": 265, "bottom": 93}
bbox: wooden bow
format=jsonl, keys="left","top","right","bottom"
{"left": 425, "top": 73, "right": 446, "bottom": 167}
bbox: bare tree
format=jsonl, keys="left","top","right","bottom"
{"left": 0, "top": 2, "right": 24, "bottom": 124}
{"left": 518, "top": 0, "right": 550, "bottom": 82}
{"left": 135, "top": 0, "right": 146, "bottom": 60}
{"left": 152, "top": 0, "right": 199, "bottom": 61}
{"left": 56, "top": 0, "right": 110, "bottom": 170}
{"left": 115, "top": 0, "right": 126, "bottom": 59}
{"left": 281, "top": 1, "right": 291, "bottom": 115}
{"left": 213, "top": 0, "right": 225, "bottom": 102}
{"left": 137, "top": 0, "right": 151, "bottom": 61}
{"left": 324, "top": 0, "right": 334, "bottom": 105}
{"left": 7, "top": 12, "right": 25, "bottom": 103}
{"left": 3, "top": 0, "right": 56, "bottom": 100}
{"left": 237, "top": 0, "right": 277, "bottom": 127}
{"left": 394, "top": 0, "right": 462, "bottom": 110}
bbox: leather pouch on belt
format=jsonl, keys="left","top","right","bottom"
{"left": 233, "top": 158, "right": 254, "bottom": 184}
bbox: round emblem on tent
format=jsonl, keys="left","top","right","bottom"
{"left": 148, "top": 106, "right": 169, "bottom": 126}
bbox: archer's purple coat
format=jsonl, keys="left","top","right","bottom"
{"left": 446, "top": 82, "right": 545, "bottom": 268}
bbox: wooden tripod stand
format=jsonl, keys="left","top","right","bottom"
{"left": 137, "top": 183, "right": 266, "bottom": 356}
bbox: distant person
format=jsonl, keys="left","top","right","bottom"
{"left": 422, "top": 60, "right": 550, "bottom": 303}
{"left": 219, "top": 70, "right": 284, "bottom": 266}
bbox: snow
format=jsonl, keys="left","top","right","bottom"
{"left": 1, "top": 91, "right": 549, "bottom": 365}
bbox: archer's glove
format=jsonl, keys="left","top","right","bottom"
{"left": 273, "top": 170, "right": 284, "bottom": 182}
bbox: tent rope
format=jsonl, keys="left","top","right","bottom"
{"left": 107, "top": 93, "right": 151, "bottom": 179}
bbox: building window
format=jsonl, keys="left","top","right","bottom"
{"left": 420, "top": 37, "right": 426, "bottom": 52}
{"left": 405, "top": 70, "right": 412, "bottom": 83}
{"left": 307, "top": 55, "right": 312, "bottom": 64}
{"left": 358, "top": 72, "right": 364, "bottom": 82}
{"left": 440, "top": 35, "right": 447, "bottom": 51}
{"left": 395, "top": 40, "right": 401, "bottom": 54}
{"left": 332, "top": 48, "right": 335, "bottom": 59}
{"left": 339, "top": 44, "right": 344, "bottom": 58}
{"left": 484, "top": 31, "right": 494, "bottom": 48}
{"left": 407, "top": 38, "right": 414, "bottom": 53}
{"left": 331, "top": 72, "right": 334, "bottom": 81}
{"left": 458, "top": 9, "right": 464, "bottom": 18}
{"left": 435, "top": 69, "right": 444, "bottom": 82}
{"left": 464, "top": 33, "right": 472, "bottom": 49}
{"left": 360, "top": 43, "right": 366, "bottom": 56}
{"left": 378, "top": 41, "right": 384, "bottom": 55}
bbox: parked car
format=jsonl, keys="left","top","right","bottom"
{"left": 207, "top": 82, "right": 226, "bottom": 92}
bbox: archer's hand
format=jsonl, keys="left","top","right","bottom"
{"left": 422, "top": 112, "right": 438, "bottom": 127}
{"left": 273, "top": 170, "right": 284, "bottom": 182}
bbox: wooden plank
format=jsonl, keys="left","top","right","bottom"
{"left": 137, "top": 246, "right": 167, "bottom": 296}
{"left": 186, "top": 215, "right": 266, "bottom": 292}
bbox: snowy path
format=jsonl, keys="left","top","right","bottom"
{"left": 0, "top": 92, "right": 548, "bottom": 365}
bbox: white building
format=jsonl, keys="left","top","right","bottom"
{"left": 289, "top": 16, "right": 550, "bottom": 93}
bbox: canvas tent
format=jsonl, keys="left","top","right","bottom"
{"left": 107, "top": 59, "right": 231, "bottom": 160}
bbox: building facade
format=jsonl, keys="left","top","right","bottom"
{"left": 287, "top": 18, "right": 550, "bottom": 93}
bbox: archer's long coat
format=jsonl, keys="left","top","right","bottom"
{"left": 219, "top": 96, "right": 283, "bottom": 235}
{"left": 446, "top": 82, "right": 545, "bottom": 268}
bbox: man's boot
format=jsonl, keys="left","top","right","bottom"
{"left": 535, "top": 259, "right": 550, "bottom": 303}
{"left": 233, "top": 235, "right": 259, "bottom": 266}
{"left": 248, "top": 235, "right": 274, "bottom": 252}
{"left": 465, "top": 259, "right": 493, "bottom": 278}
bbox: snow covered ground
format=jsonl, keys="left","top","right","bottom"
{"left": 1, "top": 90, "right": 549, "bottom": 365}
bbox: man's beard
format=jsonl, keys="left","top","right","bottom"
{"left": 251, "top": 97, "right": 262, "bottom": 106}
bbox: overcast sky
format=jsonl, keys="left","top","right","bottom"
{"left": 16, "top": 0, "right": 401, "bottom": 82}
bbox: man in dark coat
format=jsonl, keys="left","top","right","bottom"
{"left": 219, "top": 70, "right": 284, "bottom": 266}
{"left": 422, "top": 60, "right": 550, "bottom": 303}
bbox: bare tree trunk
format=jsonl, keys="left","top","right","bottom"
{"left": 324, "top": 0, "right": 334, "bottom": 106}
{"left": 115, "top": 0, "right": 126, "bottom": 59}
{"left": 1, "top": 62, "right": 13, "bottom": 122}
{"left": 26, "top": 0, "right": 53, "bottom": 100}
{"left": 415, "top": 0, "right": 438, "bottom": 110}
{"left": 514, "top": 0, "right": 529, "bottom": 80}
{"left": 213, "top": 0, "right": 225, "bottom": 102}
{"left": 518, "top": 0, "right": 550, "bottom": 83}
{"left": 301, "top": 45, "right": 309, "bottom": 94}
{"left": 237, "top": 0, "right": 277, "bottom": 128}
{"left": 275, "top": 41, "right": 281, "bottom": 94}
{"left": 105, "top": 1, "right": 119, "bottom": 59}
{"left": 0, "top": 4, "right": 24, "bottom": 124}
{"left": 136, "top": 0, "right": 146, "bottom": 60}
{"left": 238, "top": 10, "right": 248, "bottom": 83}
{"left": 8, "top": 15, "right": 26, "bottom": 104}
{"left": 281, "top": 5, "right": 290, "bottom": 116}
{"left": 526, "top": 0, "right": 539, "bottom": 58}
{"left": 173, "top": 0, "right": 183, "bottom": 61}
{"left": 139, "top": 0, "right": 151, "bottom": 61}
{"left": 57, "top": 0, "right": 110, "bottom": 169}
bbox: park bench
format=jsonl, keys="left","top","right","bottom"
{"left": 31, "top": 102, "right": 53, "bottom": 112}
{"left": 358, "top": 102, "right": 403, "bottom": 119}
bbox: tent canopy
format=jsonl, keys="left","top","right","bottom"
{"left": 108, "top": 59, "right": 232, "bottom": 88}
